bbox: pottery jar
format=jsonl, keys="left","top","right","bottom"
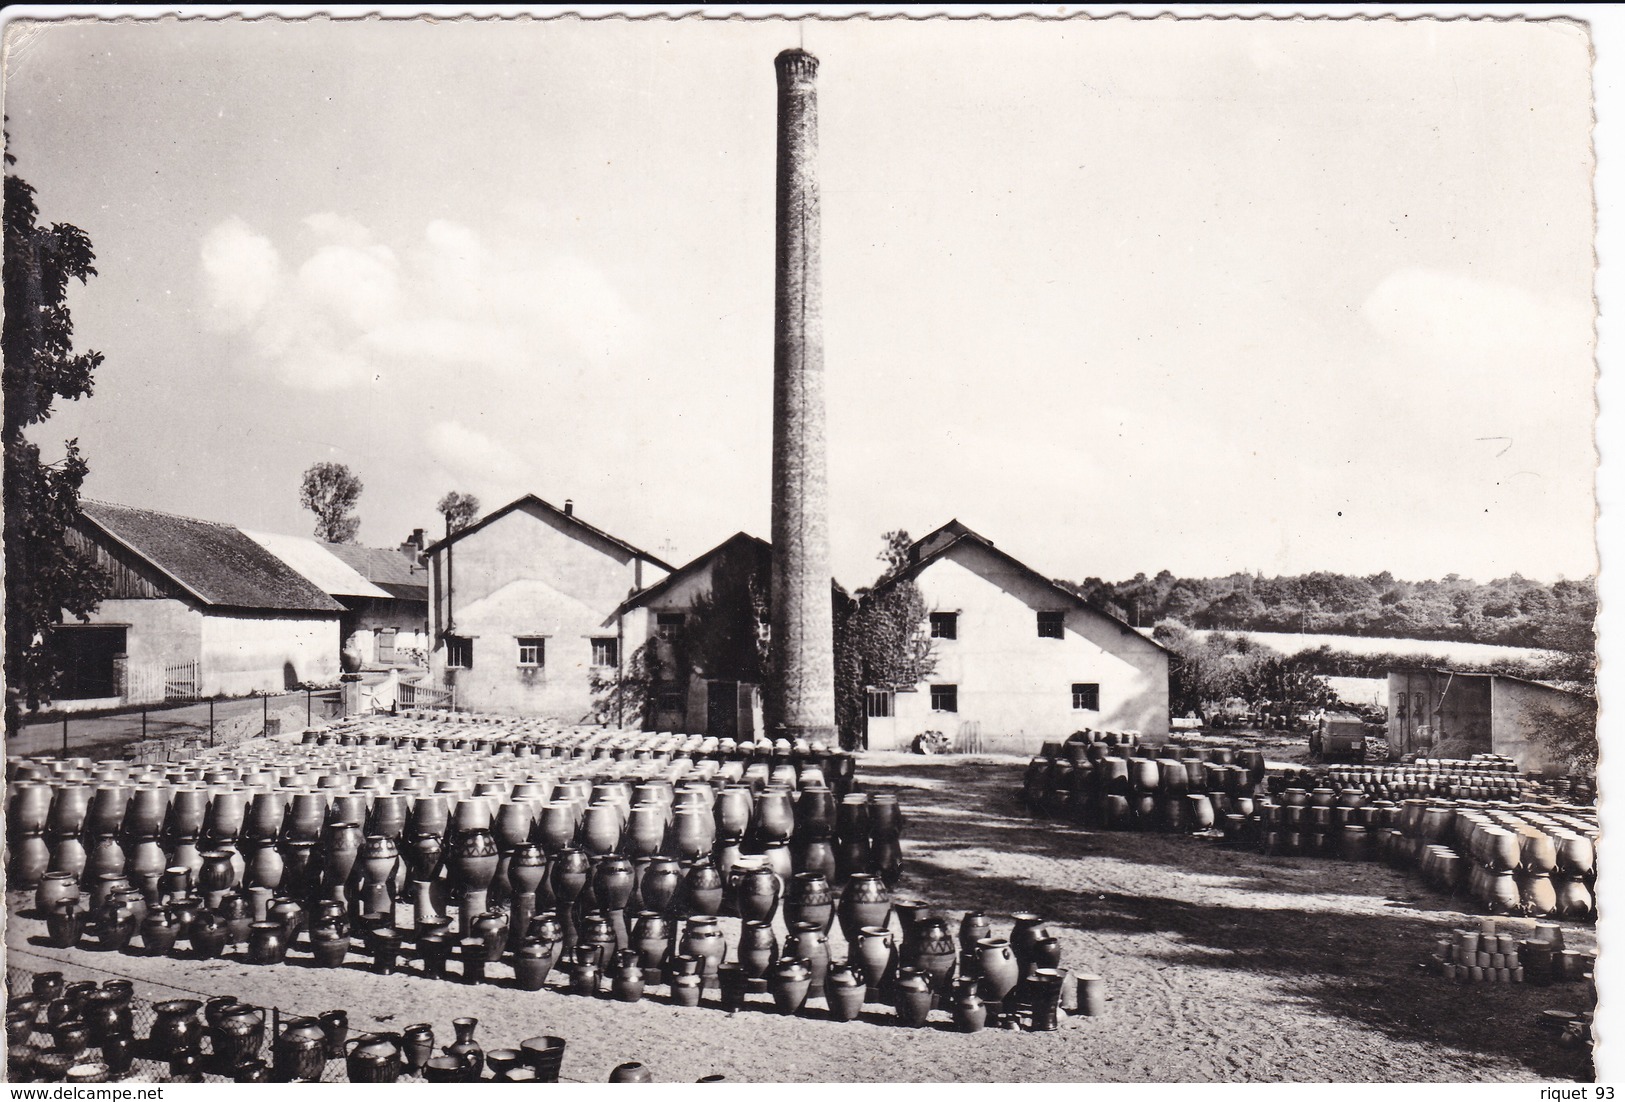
{"left": 681, "top": 914, "right": 727, "bottom": 979}
{"left": 148, "top": 999, "right": 204, "bottom": 1060}
{"left": 272, "top": 1017, "right": 327, "bottom": 1083}
{"left": 975, "top": 937, "right": 1020, "bottom": 1006}
{"left": 346, "top": 1033, "right": 403, "bottom": 1084}
{"left": 784, "top": 871, "right": 835, "bottom": 933}
{"left": 402, "top": 1024, "right": 435, "bottom": 1075}
{"left": 45, "top": 899, "right": 84, "bottom": 949}
{"left": 248, "top": 921, "right": 288, "bottom": 965}
{"left": 445, "top": 1017, "right": 483, "bottom": 1081}
{"left": 737, "top": 865, "right": 782, "bottom": 925}
{"left": 739, "top": 918, "right": 779, "bottom": 979}
{"left": 767, "top": 957, "right": 813, "bottom": 1016}
{"left": 838, "top": 873, "right": 892, "bottom": 943}
{"left": 215, "top": 1005, "right": 266, "bottom": 1069}
{"left": 682, "top": 862, "right": 724, "bottom": 917}
{"left": 827, "top": 963, "right": 867, "bottom": 1021}
{"left": 894, "top": 967, "right": 934, "bottom": 1027}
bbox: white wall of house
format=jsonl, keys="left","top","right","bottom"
{"left": 199, "top": 613, "right": 341, "bottom": 697}
{"left": 429, "top": 504, "right": 664, "bottom": 718}
{"left": 1490, "top": 677, "right": 1592, "bottom": 774}
{"left": 869, "top": 542, "right": 1169, "bottom": 753}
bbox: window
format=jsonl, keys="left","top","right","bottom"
{"left": 930, "top": 684, "right": 958, "bottom": 713}
{"left": 1072, "top": 683, "right": 1100, "bottom": 711}
{"left": 657, "top": 686, "right": 685, "bottom": 714}
{"left": 866, "top": 689, "right": 894, "bottom": 718}
{"left": 929, "top": 612, "right": 958, "bottom": 640}
{"left": 656, "top": 612, "right": 686, "bottom": 642}
{"left": 517, "top": 637, "right": 546, "bottom": 667}
{"left": 376, "top": 628, "right": 397, "bottom": 664}
{"left": 591, "top": 638, "right": 620, "bottom": 668}
{"left": 1037, "top": 611, "right": 1065, "bottom": 639}
{"left": 445, "top": 635, "right": 472, "bottom": 669}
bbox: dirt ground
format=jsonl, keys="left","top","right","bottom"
{"left": 4, "top": 751, "right": 1597, "bottom": 1083}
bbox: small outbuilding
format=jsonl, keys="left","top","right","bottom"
{"left": 1386, "top": 667, "right": 1593, "bottom": 773}
{"left": 53, "top": 501, "right": 344, "bottom": 707}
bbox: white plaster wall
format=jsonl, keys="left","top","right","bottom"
{"left": 199, "top": 613, "right": 341, "bottom": 696}
{"left": 1490, "top": 678, "right": 1593, "bottom": 774}
{"left": 881, "top": 543, "right": 1169, "bottom": 754}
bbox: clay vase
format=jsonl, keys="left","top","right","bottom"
{"left": 670, "top": 972, "right": 703, "bottom": 1008}
{"left": 322, "top": 821, "right": 364, "bottom": 898}
{"left": 448, "top": 827, "right": 499, "bottom": 896}
{"left": 784, "top": 871, "right": 835, "bottom": 933}
{"left": 358, "top": 835, "right": 399, "bottom": 912}
{"left": 739, "top": 919, "right": 779, "bottom": 981}
{"left": 838, "top": 873, "right": 893, "bottom": 944}
{"left": 910, "top": 916, "right": 958, "bottom": 1001}
{"left": 445, "top": 1017, "right": 484, "bottom": 1082}
{"left": 472, "top": 910, "right": 509, "bottom": 964}
{"left": 46, "top": 900, "right": 83, "bottom": 949}
{"left": 632, "top": 912, "right": 673, "bottom": 981}
{"left": 1556, "top": 874, "right": 1594, "bottom": 919}
{"left": 594, "top": 855, "right": 635, "bottom": 914}
{"left": 149, "top": 999, "right": 204, "bottom": 1061}
{"left": 756, "top": 787, "right": 795, "bottom": 843}
{"left": 197, "top": 849, "right": 237, "bottom": 899}
{"left": 101, "top": 1036, "right": 136, "bottom": 1078}
{"left": 768, "top": 957, "right": 813, "bottom": 1016}
{"left": 407, "top": 833, "right": 444, "bottom": 884}
{"left": 220, "top": 894, "right": 253, "bottom": 946}
{"left": 975, "top": 938, "right": 1020, "bottom": 1009}
{"left": 9, "top": 834, "right": 54, "bottom": 889}
{"left": 609, "top": 1062, "right": 654, "bottom": 1083}
{"left": 848, "top": 924, "right": 892, "bottom": 997}
{"left": 959, "top": 911, "right": 992, "bottom": 955}
{"left": 346, "top": 1033, "right": 403, "bottom": 1084}
{"left": 611, "top": 951, "right": 646, "bottom": 1003}
{"left": 402, "top": 1024, "right": 435, "bottom": 1076}
{"left": 311, "top": 927, "right": 350, "bottom": 968}
{"left": 514, "top": 939, "right": 557, "bottom": 991}
{"left": 1009, "top": 914, "right": 1050, "bottom": 974}
{"left": 98, "top": 898, "right": 138, "bottom": 953}
{"left": 272, "top": 1017, "right": 327, "bottom": 1083}
{"left": 83, "top": 989, "right": 132, "bottom": 1046}
{"left": 827, "top": 964, "right": 867, "bottom": 1022}
{"left": 248, "top": 921, "right": 288, "bottom": 965}
{"left": 737, "top": 865, "right": 782, "bottom": 925}
{"left": 786, "top": 921, "right": 832, "bottom": 998}
{"left": 35, "top": 870, "right": 80, "bottom": 916}
{"left": 640, "top": 858, "right": 682, "bottom": 916}
{"left": 762, "top": 839, "right": 795, "bottom": 885}
{"left": 871, "top": 834, "right": 903, "bottom": 889}
{"left": 796, "top": 837, "right": 838, "bottom": 882}
{"left": 954, "top": 989, "right": 989, "bottom": 1033}
{"left": 215, "top": 1005, "right": 266, "bottom": 1070}
{"left": 894, "top": 967, "right": 934, "bottom": 1027}
{"left": 683, "top": 862, "right": 725, "bottom": 918}
{"left": 190, "top": 910, "right": 230, "bottom": 960}
{"left": 682, "top": 915, "right": 727, "bottom": 980}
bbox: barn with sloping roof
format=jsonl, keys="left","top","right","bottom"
{"left": 51, "top": 501, "right": 344, "bottom": 707}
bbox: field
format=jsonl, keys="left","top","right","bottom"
{"left": 1185, "top": 630, "right": 1556, "bottom": 667}
{"left": 5, "top": 753, "right": 1595, "bottom": 1083}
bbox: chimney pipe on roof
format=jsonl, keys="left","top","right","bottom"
{"left": 564, "top": 499, "right": 574, "bottom": 517}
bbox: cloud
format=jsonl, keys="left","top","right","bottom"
{"left": 200, "top": 219, "right": 281, "bottom": 329}
{"left": 426, "top": 420, "right": 531, "bottom": 495}
{"left": 1361, "top": 267, "right": 1591, "bottom": 365}
{"left": 198, "top": 215, "right": 643, "bottom": 392}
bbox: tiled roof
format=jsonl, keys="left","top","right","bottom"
{"left": 78, "top": 501, "right": 344, "bottom": 613}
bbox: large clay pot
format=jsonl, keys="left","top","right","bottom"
{"left": 215, "top": 1005, "right": 266, "bottom": 1069}
{"left": 248, "top": 921, "right": 288, "bottom": 965}
{"left": 273, "top": 1017, "right": 327, "bottom": 1083}
{"left": 767, "top": 957, "right": 812, "bottom": 1015}
{"left": 975, "top": 937, "right": 1020, "bottom": 1007}
{"left": 954, "top": 989, "right": 988, "bottom": 1033}
{"left": 403, "top": 1024, "right": 435, "bottom": 1076}
{"left": 346, "top": 1033, "right": 403, "bottom": 1084}
{"left": 894, "top": 967, "right": 934, "bottom": 1026}
{"left": 581, "top": 804, "right": 623, "bottom": 857}
{"left": 627, "top": 805, "right": 666, "bottom": 858}
{"left": 785, "top": 921, "right": 831, "bottom": 997}
{"left": 45, "top": 900, "right": 83, "bottom": 949}
{"left": 1009, "top": 913, "right": 1050, "bottom": 974}
{"left": 594, "top": 855, "right": 635, "bottom": 913}
{"left": 519, "top": 1036, "right": 567, "bottom": 1083}
{"left": 611, "top": 952, "right": 646, "bottom": 1003}
{"left": 784, "top": 871, "right": 835, "bottom": 933}
{"left": 827, "top": 964, "right": 866, "bottom": 1021}
{"left": 910, "top": 915, "right": 958, "bottom": 999}
{"left": 755, "top": 787, "right": 795, "bottom": 843}
{"left": 83, "top": 990, "right": 132, "bottom": 1045}
{"left": 959, "top": 911, "right": 991, "bottom": 954}
{"left": 640, "top": 858, "right": 682, "bottom": 916}
{"left": 737, "top": 865, "right": 781, "bottom": 924}
{"left": 631, "top": 912, "right": 673, "bottom": 978}
{"left": 856, "top": 926, "right": 895, "bottom": 1000}
{"left": 148, "top": 1000, "right": 204, "bottom": 1060}
{"left": 322, "top": 821, "right": 364, "bottom": 896}
{"left": 190, "top": 910, "right": 230, "bottom": 960}
{"left": 683, "top": 862, "right": 724, "bottom": 917}
{"left": 739, "top": 918, "right": 779, "bottom": 980}
{"left": 838, "top": 873, "right": 892, "bottom": 944}
{"left": 681, "top": 914, "right": 727, "bottom": 979}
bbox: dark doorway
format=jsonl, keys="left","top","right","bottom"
{"left": 51, "top": 625, "right": 127, "bottom": 699}
{"left": 707, "top": 680, "right": 739, "bottom": 739}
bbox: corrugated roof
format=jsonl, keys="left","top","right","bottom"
{"left": 78, "top": 501, "right": 344, "bottom": 613}
{"left": 244, "top": 531, "right": 393, "bottom": 599}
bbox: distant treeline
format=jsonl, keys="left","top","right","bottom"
{"left": 1056, "top": 570, "right": 1596, "bottom": 654}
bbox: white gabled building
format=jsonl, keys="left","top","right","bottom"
{"left": 862, "top": 522, "right": 1171, "bottom": 754}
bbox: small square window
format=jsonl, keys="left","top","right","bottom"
{"left": 930, "top": 684, "right": 958, "bottom": 713}
{"left": 517, "top": 637, "right": 546, "bottom": 667}
{"left": 592, "top": 638, "right": 620, "bottom": 668}
{"left": 657, "top": 686, "right": 685, "bottom": 714}
{"left": 929, "top": 612, "right": 958, "bottom": 640}
{"left": 1037, "top": 611, "right": 1065, "bottom": 639}
{"left": 445, "top": 635, "right": 472, "bottom": 669}
{"left": 1072, "top": 682, "right": 1100, "bottom": 711}
{"left": 656, "top": 612, "right": 686, "bottom": 642}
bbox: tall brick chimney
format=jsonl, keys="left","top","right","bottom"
{"left": 768, "top": 47, "right": 837, "bottom": 742}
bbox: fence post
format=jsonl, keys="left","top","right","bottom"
{"left": 263, "top": 694, "right": 269, "bottom": 736}
{"left": 141, "top": 709, "right": 147, "bottom": 741}
{"left": 209, "top": 699, "right": 215, "bottom": 748}
{"left": 62, "top": 716, "right": 68, "bottom": 756}
{"left": 307, "top": 687, "right": 312, "bottom": 728}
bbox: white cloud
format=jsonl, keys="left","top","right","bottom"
{"left": 199, "top": 218, "right": 281, "bottom": 329}
{"left": 1361, "top": 267, "right": 1590, "bottom": 365}
{"left": 427, "top": 420, "right": 531, "bottom": 493}
{"left": 198, "top": 215, "right": 644, "bottom": 393}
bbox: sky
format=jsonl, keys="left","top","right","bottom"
{"left": 1, "top": 13, "right": 1599, "bottom": 589}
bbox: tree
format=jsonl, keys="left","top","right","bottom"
{"left": 436, "top": 491, "right": 480, "bottom": 536}
{"left": 3, "top": 163, "right": 110, "bottom": 732}
{"left": 876, "top": 529, "right": 913, "bottom": 582}
{"left": 834, "top": 532, "right": 938, "bottom": 748}
{"left": 300, "top": 462, "right": 363, "bottom": 543}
